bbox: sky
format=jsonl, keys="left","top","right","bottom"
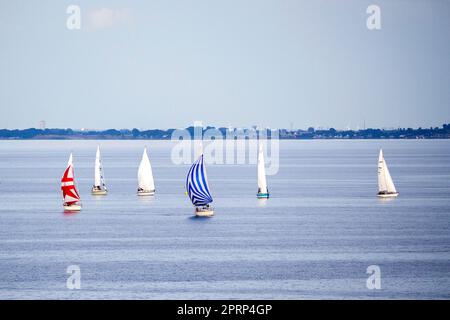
{"left": 0, "top": 0, "right": 449, "bottom": 130}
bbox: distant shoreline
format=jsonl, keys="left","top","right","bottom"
{"left": 1, "top": 138, "right": 450, "bottom": 141}
{"left": 1, "top": 137, "right": 450, "bottom": 140}
{"left": 1, "top": 124, "right": 449, "bottom": 140}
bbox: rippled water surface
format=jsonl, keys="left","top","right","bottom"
{"left": 0, "top": 140, "right": 449, "bottom": 299}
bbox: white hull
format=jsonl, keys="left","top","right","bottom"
{"left": 92, "top": 189, "right": 107, "bottom": 195}
{"left": 138, "top": 190, "right": 155, "bottom": 196}
{"left": 195, "top": 207, "right": 214, "bottom": 217}
{"left": 63, "top": 204, "right": 82, "bottom": 211}
{"left": 377, "top": 192, "right": 399, "bottom": 198}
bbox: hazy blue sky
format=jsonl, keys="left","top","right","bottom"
{"left": 0, "top": 0, "right": 449, "bottom": 130}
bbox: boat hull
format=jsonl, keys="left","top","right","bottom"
{"left": 138, "top": 190, "right": 155, "bottom": 196}
{"left": 195, "top": 207, "right": 214, "bottom": 217}
{"left": 63, "top": 204, "right": 82, "bottom": 211}
{"left": 257, "top": 192, "right": 269, "bottom": 199}
{"left": 377, "top": 192, "right": 399, "bottom": 198}
{"left": 92, "top": 189, "right": 107, "bottom": 195}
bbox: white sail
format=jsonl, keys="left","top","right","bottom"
{"left": 138, "top": 147, "right": 155, "bottom": 191}
{"left": 378, "top": 149, "right": 397, "bottom": 193}
{"left": 94, "top": 146, "right": 106, "bottom": 190}
{"left": 257, "top": 143, "right": 268, "bottom": 194}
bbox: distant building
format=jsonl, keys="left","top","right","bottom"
{"left": 38, "top": 120, "right": 46, "bottom": 130}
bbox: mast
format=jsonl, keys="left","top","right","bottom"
{"left": 186, "top": 154, "right": 213, "bottom": 207}
{"left": 138, "top": 147, "right": 155, "bottom": 191}
{"left": 257, "top": 143, "right": 268, "bottom": 194}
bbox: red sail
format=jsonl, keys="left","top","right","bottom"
{"left": 61, "top": 165, "right": 80, "bottom": 205}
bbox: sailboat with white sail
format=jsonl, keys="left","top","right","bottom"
{"left": 137, "top": 147, "right": 155, "bottom": 196}
{"left": 92, "top": 146, "right": 108, "bottom": 195}
{"left": 257, "top": 143, "right": 269, "bottom": 199}
{"left": 61, "top": 153, "right": 82, "bottom": 211}
{"left": 377, "top": 149, "right": 399, "bottom": 198}
{"left": 186, "top": 154, "right": 214, "bottom": 217}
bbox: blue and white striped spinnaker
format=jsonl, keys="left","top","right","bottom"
{"left": 186, "top": 155, "right": 213, "bottom": 206}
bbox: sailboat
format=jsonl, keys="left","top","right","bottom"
{"left": 92, "top": 146, "right": 107, "bottom": 195}
{"left": 186, "top": 154, "right": 214, "bottom": 217}
{"left": 257, "top": 143, "right": 269, "bottom": 199}
{"left": 377, "top": 149, "right": 399, "bottom": 198}
{"left": 137, "top": 147, "right": 155, "bottom": 196}
{"left": 61, "top": 153, "right": 82, "bottom": 211}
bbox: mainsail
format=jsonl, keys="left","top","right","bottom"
{"left": 186, "top": 154, "right": 213, "bottom": 206}
{"left": 138, "top": 147, "right": 155, "bottom": 191}
{"left": 61, "top": 153, "right": 81, "bottom": 205}
{"left": 378, "top": 149, "right": 397, "bottom": 193}
{"left": 257, "top": 143, "right": 268, "bottom": 194}
{"left": 94, "top": 146, "right": 106, "bottom": 190}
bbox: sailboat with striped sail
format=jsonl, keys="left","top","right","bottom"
{"left": 257, "top": 143, "right": 269, "bottom": 199}
{"left": 137, "top": 147, "right": 155, "bottom": 196}
{"left": 61, "top": 153, "right": 82, "bottom": 211}
{"left": 377, "top": 149, "right": 399, "bottom": 198}
{"left": 92, "top": 146, "right": 108, "bottom": 195}
{"left": 186, "top": 154, "right": 214, "bottom": 217}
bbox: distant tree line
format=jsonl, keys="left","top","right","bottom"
{"left": 0, "top": 124, "right": 449, "bottom": 140}
{"left": 280, "top": 124, "right": 450, "bottom": 139}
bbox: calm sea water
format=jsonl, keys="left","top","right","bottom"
{"left": 0, "top": 140, "right": 449, "bottom": 299}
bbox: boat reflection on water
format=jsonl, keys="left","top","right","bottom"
{"left": 63, "top": 210, "right": 80, "bottom": 216}
{"left": 188, "top": 214, "right": 214, "bottom": 221}
{"left": 377, "top": 196, "right": 397, "bottom": 203}
{"left": 137, "top": 194, "right": 155, "bottom": 203}
{"left": 257, "top": 198, "right": 268, "bottom": 207}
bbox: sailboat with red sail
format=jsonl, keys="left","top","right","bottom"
{"left": 61, "top": 153, "right": 82, "bottom": 211}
